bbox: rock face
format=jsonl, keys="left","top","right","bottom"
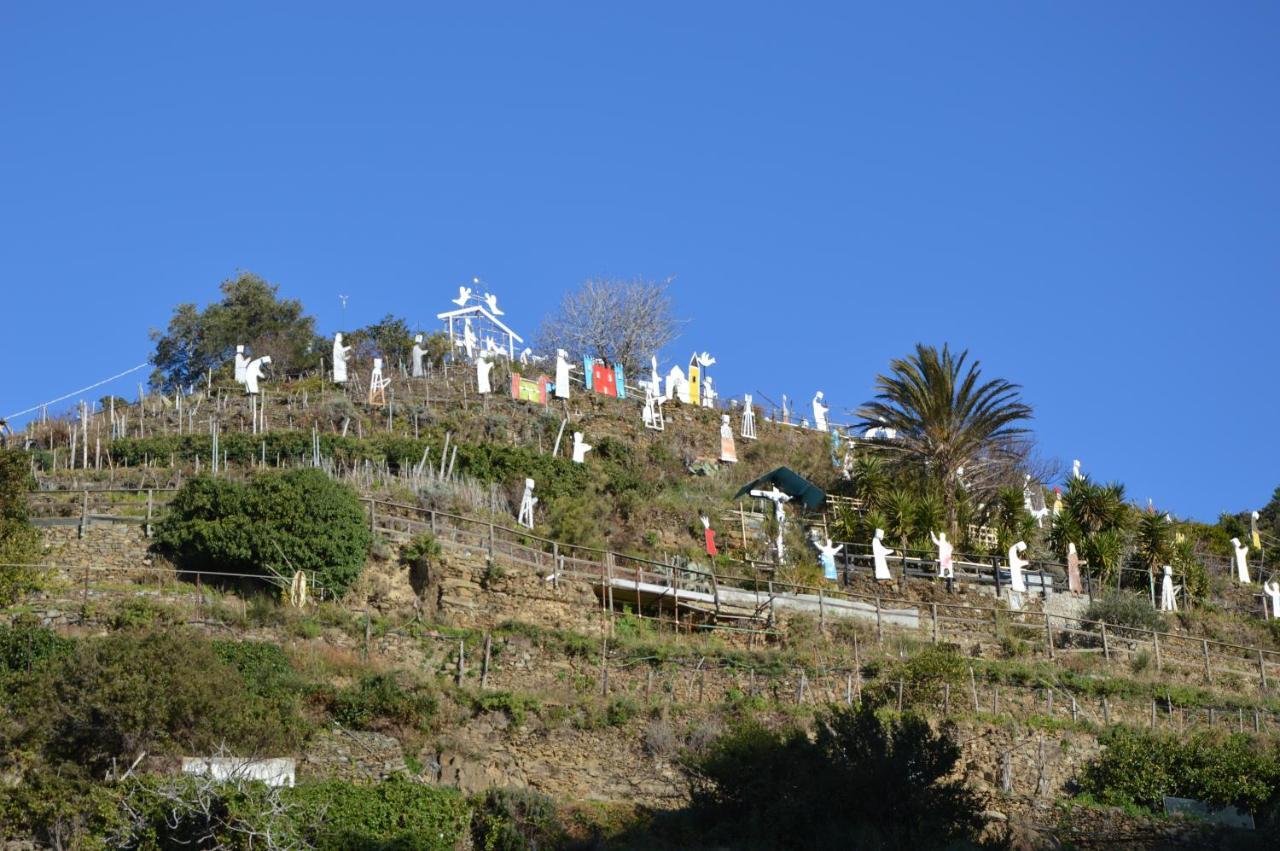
{"left": 40, "top": 523, "right": 154, "bottom": 581}
{"left": 300, "top": 729, "right": 408, "bottom": 782}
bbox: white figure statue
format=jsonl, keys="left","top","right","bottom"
{"left": 1072, "top": 459, "right": 1082, "bottom": 480}
{"left": 751, "top": 487, "right": 791, "bottom": 561}
{"left": 1264, "top": 579, "right": 1280, "bottom": 620}
{"left": 555, "top": 349, "right": 571, "bottom": 399}
{"left": 571, "top": 432, "right": 592, "bottom": 464}
{"left": 872, "top": 528, "right": 894, "bottom": 581}
{"left": 816, "top": 537, "right": 843, "bottom": 581}
{"left": 741, "top": 394, "right": 757, "bottom": 440}
{"left": 1067, "top": 542, "right": 1084, "bottom": 594}
{"left": 1232, "top": 537, "right": 1251, "bottom": 584}
{"left": 244, "top": 355, "right": 271, "bottom": 395}
{"left": 1252, "top": 510, "right": 1262, "bottom": 550}
{"left": 452, "top": 285, "right": 472, "bottom": 307}
{"left": 1008, "top": 541, "right": 1029, "bottom": 593}
{"left": 234, "top": 345, "right": 249, "bottom": 385}
{"left": 517, "top": 478, "right": 537, "bottom": 529}
{"left": 332, "top": 333, "right": 352, "bottom": 384}
{"left": 721, "top": 414, "right": 742, "bottom": 460}
{"left": 411, "top": 334, "right": 426, "bottom": 377}
{"left": 483, "top": 292, "right": 503, "bottom": 315}
{"left": 1160, "top": 565, "right": 1180, "bottom": 612}
{"left": 701, "top": 375, "right": 716, "bottom": 408}
{"left": 812, "top": 391, "right": 829, "bottom": 433}
{"left": 368, "top": 357, "right": 390, "bottom": 405}
{"left": 864, "top": 425, "right": 897, "bottom": 440}
{"left": 476, "top": 354, "right": 494, "bottom": 394}
{"left": 648, "top": 356, "right": 661, "bottom": 397}
{"left": 930, "top": 531, "right": 953, "bottom": 579}
{"left": 462, "top": 318, "right": 477, "bottom": 361}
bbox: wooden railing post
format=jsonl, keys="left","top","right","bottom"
{"left": 1044, "top": 613, "right": 1054, "bottom": 659}
{"left": 1100, "top": 622, "right": 1110, "bottom": 660}
{"left": 1260, "top": 649, "right": 1269, "bottom": 690}
{"left": 1152, "top": 630, "right": 1162, "bottom": 671}
{"left": 79, "top": 489, "right": 88, "bottom": 539}
{"left": 931, "top": 603, "right": 938, "bottom": 644}
{"left": 145, "top": 489, "right": 154, "bottom": 538}
{"left": 1202, "top": 639, "right": 1212, "bottom": 683}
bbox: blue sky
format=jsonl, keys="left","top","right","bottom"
{"left": 2, "top": 2, "right": 1277, "bottom": 521}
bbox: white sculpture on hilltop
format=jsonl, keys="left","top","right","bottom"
{"left": 648, "top": 356, "right": 661, "bottom": 396}
{"left": 1232, "top": 537, "right": 1251, "bottom": 584}
{"left": 571, "top": 432, "right": 592, "bottom": 464}
{"left": 476, "top": 353, "right": 494, "bottom": 395}
{"left": 816, "top": 537, "right": 843, "bottom": 581}
{"left": 483, "top": 292, "right": 503, "bottom": 316}
{"left": 812, "top": 391, "right": 829, "bottom": 433}
{"left": 332, "top": 333, "right": 352, "bottom": 384}
{"left": 930, "top": 531, "right": 954, "bottom": 579}
{"left": 719, "top": 415, "right": 737, "bottom": 463}
{"left": 244, "top": 355, "right": 271, "bottom": 395}
{"left": 1072, "top": 459, "right": 1082, "bottom": 480}
{"left": 517, "top": 479, "right": 537, "bottom": 529}
{"left": 1008, "top": 541, "right": 1029, "bottom": 593}
{"left": 555, "top": 349, "right": 571, "bottom": 399}
{"left": 452, "top": 285, "right": 472, "bottom": 307}
{"left": 741, "top": 394, "right": 757, "bottom": 440}
{"left": 234, "top": 345, "right": 249, "bottom": 385}
{"left": 872, "top": 528, "right": 894, "bottom": 581}
{"left": 462, "top": 317, "right": 477, "bottom": 360}
{"left": 751, "top": 486, "right": 791, "bottom": 561}
{"left": 702, "top": 375, "right": 716, "bottom": 408}
{"left": 368, "top": 358, "right": 390, "bottom": 405}
{"left": 411, "top": 334, "right": 426, "bottom": 377}
{"left": 1160, "top": 565, "right": 1180, "bottom": 612}
{"left": 1264, "top": 579, "right": 1280, "bottom": 620}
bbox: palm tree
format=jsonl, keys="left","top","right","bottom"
{"left": 857, "top": 344, "right": 1033, "bottom": 539}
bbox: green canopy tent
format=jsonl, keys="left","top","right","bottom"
{"left": 733, "top": 467, "right": 826, "bottom": 510}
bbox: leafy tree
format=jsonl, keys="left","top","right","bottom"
{"left": 538, "top": 276, "right": 679, "bottom": 376}
{"left": 686, "top": 704, "right": 985, "bottom": 849}
{"left": 0, "top": 448, "right": 40, "bottom": 605}
{"left": 1050, "top": 477, "right": 1133, "bottom": 586}
{"left": 155, "top": 469, "right": 371, "bottom": 596}
{"left": 857, "top": 343, "right": 1033, "bottom": 540}
{"left": 150, "top": 272, "right": 318, "bottom": 392}
{"left": 345, "top": 314, "right": 415, "bottom": 372}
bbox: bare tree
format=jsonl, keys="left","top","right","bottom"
{"left": 537, "top": 277, "right": 680, "bottom": 376}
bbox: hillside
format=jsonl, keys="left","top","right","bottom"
{"left": 3, "top": 352, "right": 1280, "bottom": 849}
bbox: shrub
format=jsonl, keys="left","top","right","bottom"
{"left": 473, "top": 691, "right": 541, "bottom": 726}
{"left": 1080, "top": 727, "right": 1280, "bottom": 815}
{"left": 1086, "top": 591, "right": 1165, "bottom": 633}
{"left": 686, "top": 705, "right": 983, "bottom": 848}
{"left": 331, "top": 672, "right": 437, "bottom": 732}
{"left": 0, "top": 619, "right": 74, "bottom": 675}
{"left": 155, "top": 469, "right": 372, "bottom": 597}
{"left": 471, "top": 787, "right": 566, "bottom": 851}
{"left": 0, "top": 448, "right": 40, "bottom": 605}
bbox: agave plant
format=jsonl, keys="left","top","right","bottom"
{"left": 1134, "top": 510, "right": 1174, "bottom": 576}
{"left": 857, "top": 344, "right": 1032, "bottom": 539}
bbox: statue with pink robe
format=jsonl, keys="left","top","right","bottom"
{"left": 1067, "top": 543, "right": 1084, "bottom": 594}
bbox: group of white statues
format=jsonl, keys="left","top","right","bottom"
{"left": 233, "top": 345, "right": 271, "bottom": 395}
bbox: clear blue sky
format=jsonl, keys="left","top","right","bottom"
{"left": 2, "top": 2, "right": 1277, "bottom": 521}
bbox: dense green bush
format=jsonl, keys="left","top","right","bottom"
{"left": 682, "top": 704, "right": 983, "bottom": 849}
{"left": 1080, "top": 727, "right": 1280, "bottom": 816}
{"left": 0, "top": 619, "right": 74, "bottom": 675}
{"left": 1086, "top": 591, "right": 1166, "bottom": 633}
{"left": 0, "top": 632, "right": 309, "bottom": 777}
{"left": 155, "top": 469, "right": 371, "bottom": 596}
{"left": 0, "top": 448, "right": 40, "bottom": 605}
{"left": 330, "top": 672, "right": 438, "bottom": 732}
{"left": 471, "top": 787, "right": 566, "bottom": 851}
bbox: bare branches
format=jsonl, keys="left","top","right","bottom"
{"left": 537, "top": 276, "right": 680, "bottom": 376}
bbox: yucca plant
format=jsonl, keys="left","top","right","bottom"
{"left": 857, "top": 344, "right": 1032, "bottom": 539}
{"left": 1134, "top": 510, "right": 1174, "bottom": 576}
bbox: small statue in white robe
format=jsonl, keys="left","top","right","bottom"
{"left": 1008, "top": 541, "right": 1029, "bottom": 593}
{"left": 1067, "top": 543, "right": 1084, "bottom": 594}
{"left": 332, "top": 333, "right": 352, "bottom": 384}
{"left": 517, "top": 479, "right": 537, "bottom": 529}
{"left": 812, "top": 391, "right": 829, "bottom": 432}
{"left": 411, "top": 334, "right": 426, "bottom": 377}
{"left": 571, "top": 432, "right": 592, "bottom": 463}
{"left": 1264, "top": 579, "right": 1280, "bottom": 620}
{"left": 462, "top": 317, "right": 477, "bottom": 361}
{"left": 1160, "top": 565, "right": 1180, "bottom": 612}
{"left": 1232, "top": 537, "right": 1251, "bottom": 584}
{"left": 476, "top": 354, "right": 494, "bottom": 395}
{"left": 930, "top": 531, "right": 953, "bottom": 579}
{"left": 550, "top": 349, "right": 570, "bottom": 399}
{"left": 245, "top": 355, "right": 271, "bottom": 395}
{"left": 1072, "top": 459, "right": 1082, "bottom": 479}
{"left": 719, "top": 415, "right": 737, "bottom": 463}
{"left": 234, "top": 345, "right": 249, "bottom": 385}
{"left": 751, "top": 486, "right": 791, "bottom": 561}
{"left": 872, "top": 528, "right": 894, "bottom": 581}
{"left": 665, "top": 365, "right": 689, "bottom": 403}
{"left": 817, "top": 537, "right": 843, "bottom": 581}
